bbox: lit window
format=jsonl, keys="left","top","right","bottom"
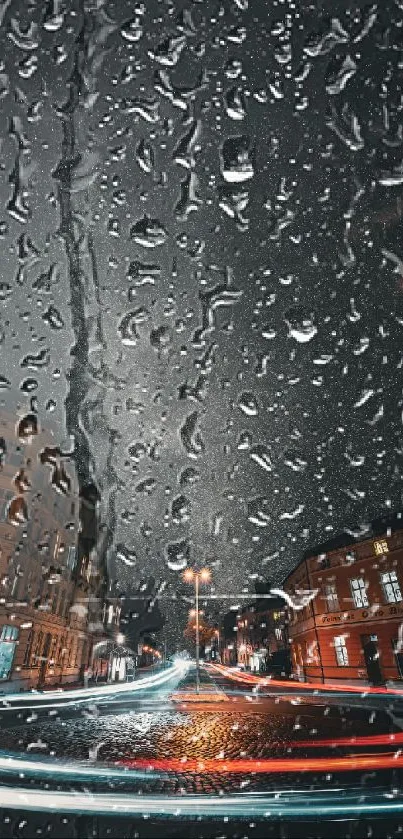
{"left": 1, "top": 625, "right": 18, "bottom": 642}
{"left": 374, "top": 540, "right": 388, "bottom": 556}
{"left": 67, "top": 547, "right": 77, "bottom": 570}
{"left": 32, "top": 631, "right": 43, "bottom": 665}
{"left": 107, "top": 604, "right": 114, "bottom": 624}
{"left": 381, "top": 571, "right": 402, "bottom": 604}
{"left": 350, "top": 577, "right": 369, "bottom": 608}
{"left": 0, "top": 625, "right": 19, "bottom": 679}
{"left": 23, "top": 629, "right": 34, "bottom": 667}
{"left": 10, "top": 564, "right": 21, "bottom": 597}
{"left": 334, "top": 635, "right": 349, "bottom": 666}
{"left": 324, "top": 583, "right": 339, "bottom": 612}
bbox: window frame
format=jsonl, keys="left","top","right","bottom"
{"left": 381, "top": 570, "right": 402, "bottom": 604}
{"left": 334, "top": 635, "right": 349, "bottom": 667}
{"left": 350, "top": 577, "right": 369, "bottom": 608}
{"left": 23, "top": 628, "right": 34, "bottom": 667}
{"left": 0, "top": 625, "right": 19, "bottom": 642}
{"left": 324, "top": 582, "right": 339, "bottom": 612}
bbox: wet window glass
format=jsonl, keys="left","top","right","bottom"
{"left": 0, "top": 2, "right": 403, "bottom": 838}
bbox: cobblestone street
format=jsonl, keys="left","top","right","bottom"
{"left": 0, "top": 665, "right": 399, "bottom": 797}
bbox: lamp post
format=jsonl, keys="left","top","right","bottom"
{"left": 183, "top": 567, "right": 211, "bottom": 693}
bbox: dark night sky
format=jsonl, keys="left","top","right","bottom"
{"left": 0, "top": 0, "right": 403, "bottom": 634}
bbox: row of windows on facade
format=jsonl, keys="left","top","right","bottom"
{"left": 0, "top": 490, "right": 76, "bottom": 527}
{"left": 326, "top": 571, "right": 402, "bottom": 612}
{"left": 332, "top": 636, "right": 401, "bottom": 667}
{"left": 301, "top": 635, "right": 401, "bottom": 669}
{"left": 2, "top": 549, "right": 92, "bottom": 610}
{"left": 237, "top": 611, "right": 283, "bottom": 630}
{"left": 3, "top": 573, "right": 75, "bottom": 617}
{"left": 0, "top": 624, "right": 85, "bottom": 675}
{"left": 1, "top": 540, "right": 76, "bottom": 571}
{"left": 22, "top": 628, "right": 85, "bottom": 670}
{"left": 294, "top": 571, "right": 402, "bottom": 621}
{"left": 317, "top": 540, "right": 392, "bottom": 569}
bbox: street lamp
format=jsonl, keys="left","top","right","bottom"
{"left": 183, "top": 567, "right": 211, "bottom": 693}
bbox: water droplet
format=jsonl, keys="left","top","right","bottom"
{"left": 130, "top": 215, "right": 167, "bottom": 248}
{"left": 220, "top": 135, "right": 254, "bottom": 183}
{"left": 165, "top": 539, "right": 190, "bottom": 571}
{"left": 284, "top": 308, "right": 317, "bottom": 344}
{"left": 238, "top": 392, "right": 259, "bottom": 416}
{"left": 7, "top": 495, "right": 29, "bottom": 526}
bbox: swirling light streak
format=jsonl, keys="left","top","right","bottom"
{"left": 0, "top": 786, "right": 402, "bottom": 818}
{"left": 118, "top": 753, "right": 403, "bottom": 773}
{"left": 295, "top": 731, "right": 403, "bottom": 749}
{"left": 207, "top": 663, "right": 403, "bottom": 696}
{"left": 0, "top": 752, "right": 154, "bottom": 782}
{"left": 0, "top": 661, "right": 189, "bottom": 710}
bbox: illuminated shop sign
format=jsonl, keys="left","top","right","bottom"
{"left": 318, "top": 602, "right": 403, "bottom": 625}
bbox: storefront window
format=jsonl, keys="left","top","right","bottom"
{"left": 0, "top": 624, "right": 19, "bottom": 679}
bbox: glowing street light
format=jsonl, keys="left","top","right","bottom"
{"left": 183, "top": 567, "right": 212, "bottom": 693}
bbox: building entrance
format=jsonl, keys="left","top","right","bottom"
{"left": 361, "top": 634, "right": 384, "bottom": 685}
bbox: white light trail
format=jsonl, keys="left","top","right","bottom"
{"left": 0, "top": 786, "right": 402, "bottom": 818}
{"left": 0, "top": 662, "right": 189, "bottom": 709}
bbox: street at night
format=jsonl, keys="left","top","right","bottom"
{"left": 1, "top": 664, "right": 402, "bottom": 791}
{"left": 1, "top": 663, "right": 403, "bottom": 836}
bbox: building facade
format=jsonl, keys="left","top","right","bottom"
{"left": 0, "top": 408, "right": 95, "bottom": 692}
{"left": 285, "top": 527, "right": 403, "bottom": 685}
{"left": 236, "top": 597, "right": 289, "bottom": 673}
{"left": 220, "top": 611, "right": 238, "bottom": 666}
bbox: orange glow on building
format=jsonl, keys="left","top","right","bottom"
{"left": 284, "top": 527, "right": 403, "bottom": 686}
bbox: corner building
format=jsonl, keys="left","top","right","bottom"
{"left": 284, "top": 526, "right": 403, "bottom": 686}
{"left": 0, "top": 408, "right": 94, "bottom": 692}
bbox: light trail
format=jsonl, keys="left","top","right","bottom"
{"left": 0, "top": 752, "right": 153, "bottom": 782}
{"left": 1, "top": 786, "right": 403, "bottom": 818}
{"left": 207, "top": 662, "right": 403, "bottom": 696}
{"left": 0, "top": 661, "right": 189, "bottom": 709}
{"left": 295, "top": 731, "right": 403, "bottom": 749}
{"left": 119, "top": 752, "right": 403, "bottom": 773}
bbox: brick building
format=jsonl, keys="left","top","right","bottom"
{"left": 284, "top": 522, "right": 403, "bottom": 686}
{"left": 236, "top": 597, "right": 289, "bottom": 673}
{"left": 0, "top": 407, "right": 96, "bottom": 692}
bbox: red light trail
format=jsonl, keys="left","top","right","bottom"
{"left": 119, "top": 752, "right": 403, "bottom": 774}
{"left": 207, "top": 662, "right": 403, "bottom": 696}
{"left": 296, "top": 731, "right": 403, "bottom": 749}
